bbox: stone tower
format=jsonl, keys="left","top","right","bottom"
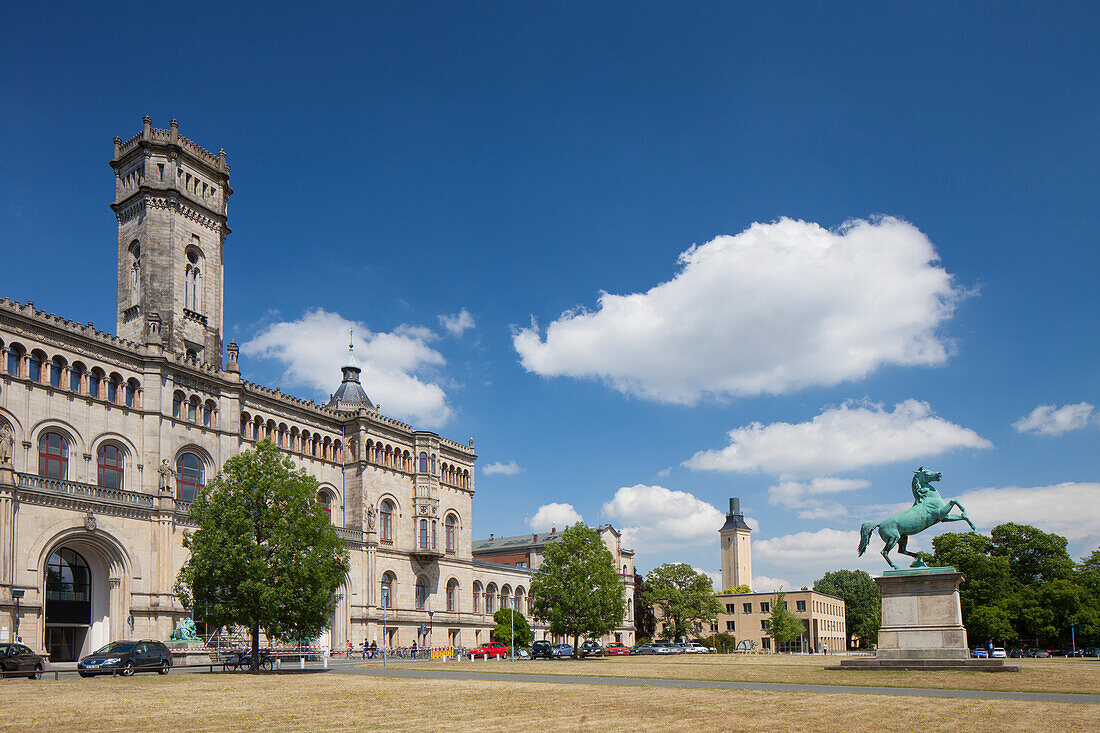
{"left": 719, "top": 497, "right": 752, "bottom": 592}
{"left": 110, "top": 117, "right": 231, "bottom": 366}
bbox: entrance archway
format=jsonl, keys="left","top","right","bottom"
{"left": 41, "top": 536, "right": 123, "bottom": 661}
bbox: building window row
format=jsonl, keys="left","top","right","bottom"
{"left": 173, "top": 390, "right": 218, "bottom": 427}
{"left": 438, "top": 461, "right": 471, "bottom": 489}
{"left": 1, "top": 339, "right": 141, "bottom": 408}
{"left": 239, "top": 412, "right": 342, "bottom": 462}
{"left": 366, "top": 440, "right": 412, "bottom": 472}
{"left": 377, "top": 500, "right": 460, "bottom": 553}
{"left": 470, "top": 581, "right": 529, "bottom": 616}
{"left": 376, "top": 574, "right": 530, "bottom": 615}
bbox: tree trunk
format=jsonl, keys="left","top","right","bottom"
{"left": 252, "top": 621, "right": 260, "bottom": 671}
{"left": 573, "top": 634, "right": 579, "bottom": 658}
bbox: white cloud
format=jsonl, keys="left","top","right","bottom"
{"left": 242, "top": 308, "right": 451, "bottom": 426}
{"left": 439, "top": 308, "right": 476, "bottom": 338}
{"left": 513, "top": 217, "right": 962, "bottom": 404}
{"left": 751, "top": 575, "right": 793, "bottom": 593}
{"left": 602, "top": 484, "right": 726, "bottom": 553}
{"left": 957, "top": 482, "right": 1100, "bottom": 542}
{"left": 527, "top": 503, "right": 583, "bottom": 532}
{"left": 685, "top": 399, "right": 991, "bottom": 477}
{"left": 693, "top": 567, "right": 723, "bottom": 590}
{"left": 1013, "top": 402, "right": 1095, "bottom": 436}
{"left": 483, "top": 460, "right": 522, "bottom": 476}
{"left": 768, "top": 477, "right": 870, "bottom": 519}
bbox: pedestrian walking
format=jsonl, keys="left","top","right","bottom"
{"left": 369, "top": 640, "right": 378, "bottom": 659}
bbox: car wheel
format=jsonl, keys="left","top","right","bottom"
{"left": 159, "top": 661, "right": 170, "bottom": 675}
{"left": 78, "top": 671, "right": 91, "bottom": 678}
{"left": 121, "top": 661, "right": 135, "bottom": 677}
{"left": 30, "top": 664, "right": 43, "bottom": 680}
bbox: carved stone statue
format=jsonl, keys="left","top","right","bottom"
{"left": 0, "top": 422, "right": 12, "bottom": 465}
{"left": 169, "top": 617, "right": 201, "bottom": 642}
{"left": 367, "top": 504, "right": 376, "bottom": 531}
{"left": 158, "top": 459, "right": 175, "bottom": 491}
{"left": 858, "top": 468, "right": 977, "bottom": 569}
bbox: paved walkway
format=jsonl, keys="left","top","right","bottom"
{"left": 339, "top": 665, "right": 1100, "bottom": 704}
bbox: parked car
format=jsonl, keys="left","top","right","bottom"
{"left": 0, "top": 643, "right": 48, "bottom": 679}
{"left": 531, "top": 640, "right": 553, "bottom": 660}
{"left": 1008, "top": 648, "right": 1026, "bottom": 658}
{"left": 1062, "top": 648, "right": 1084, "bottom": 657}
{"left": 468, "top": 642, "right": 509, "bottom": 659}
{"left": 991, "top": 648, "right": 1007, "bottom": 659}
{"left": 684, "top": 642, "right": 713, "bottom": 654}
{"left": 579, "top": 641, "right": 603, "bottom": 658}
{"left": 78, "top": 640, "right": 171, "bottom": 677}
{"left": 1082, "top": 647, "right": 1099, "bottom": 657}
{"left": 605, "top": 643, "right": 630, "bottom": 656}
{"left": 971, "top": 648, "right": 988, "bottom": 659}
{"left": 549, "top": 643, "right": 574, "bottom": 659}
{"left": 631, "top": 643, "right": 658, "bottom": 655}
{"left": 650, "top": 642, "right": 679, "bottom": 655}
{"left": 1029, "top": 649, "right": 1050, "bottom": 658}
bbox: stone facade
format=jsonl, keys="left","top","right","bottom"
{"left": 0, "top": 119, "right": 591, "bottom": 661}
{"left": 718, "top": 497, "right": 751, "bottom": 591}
{"left": 472, "top": 525, "right": 636, "bottom": 646}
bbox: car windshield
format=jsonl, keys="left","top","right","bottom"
{"left": 92, "top": 642, "right": 137, "bottom": 654}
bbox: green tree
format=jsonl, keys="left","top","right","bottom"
{"left": 722, "top": 584, "right": 752, "bottom": 594}
{"left": 764, "top": 590, "right": 804, "bottom": 651}
{"left": 968, "top": 605, "right": 1017, "bottom": 645}
{"left": 710, "top": 632, "right": 737, "bottom": 653}
{"left": 175, "top": 440, "right": 350, "bottom": 667}
{"left": 990, "top": 523, "right": 1074, "bottom": 586}
{"left": 491, "top": 608, "right": 534, "bottom": 651}
{"left": 813, "top": 569, "right": 880, "bottom": 649}
{"left": 642, "top": 563, "right": 721, "bottom": 642}
{"left": 633, "top": 573, "right": 656, "bottom": 641}
{"left": 529, "top": 523, "right": 626, "bottom": 654}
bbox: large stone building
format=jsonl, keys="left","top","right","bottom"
{"left": 0, "top": 118, "right": 632, "bottom": 661}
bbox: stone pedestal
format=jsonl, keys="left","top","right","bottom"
{"left": 876, "top": 568, "right": 968, "bottom": 660}
{"left": 829, "top": 568, "right": 1019, "bottom": 672}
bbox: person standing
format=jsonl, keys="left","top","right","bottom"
{"left": 369, "top": 639, "right": 378, "bottom": 659}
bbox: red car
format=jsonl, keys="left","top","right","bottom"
{"left": 469, "top": 642, "right": 509, "bottom": 659}
{"left": 606, "top": 643, "right": 630, "bottom": 656}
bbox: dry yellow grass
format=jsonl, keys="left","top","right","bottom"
{"left": 391, "top": 654, "right": 1100, "bottom": 694}
{"left": 0, "top": 671, "right": 1093, "bottom": 732}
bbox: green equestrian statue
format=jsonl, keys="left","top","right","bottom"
{"left": 858, "top": 467, "right": 976, "bottom": 570}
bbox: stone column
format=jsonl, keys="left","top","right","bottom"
{"left": 0, "top": 467, "right": 15, "bottom": 585}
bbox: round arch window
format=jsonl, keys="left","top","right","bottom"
{"left": 97, "top": 444, "right": 124, "bottom": 490}
{"left": 38, "top": 432, "right": 68, "bottom": 480}
{"left": 46, "top": 547, "right": 90, "bottom": 603}
{"left": 176, "top": 453, "right": 204, "bottom": 502}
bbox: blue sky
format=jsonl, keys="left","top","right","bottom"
{"left": 3, "top": 2, "right": 1098, "bottom": 589}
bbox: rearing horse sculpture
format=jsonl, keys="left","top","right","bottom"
{"left": 858, "top": 467, "right": 976, "bottom": 569}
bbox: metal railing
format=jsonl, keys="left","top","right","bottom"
{"left": 17, "top": 473, "right": 154, "bottom": 509}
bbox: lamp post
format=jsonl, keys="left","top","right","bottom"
{"left": 510, "top": 607, "right": 514, "bottom": 662}
{"left": 428, "top": 610, "right": 434, "bottom": 652}
{"left": 381, "top": 580, "right": 388, "bottom": 668}
{"left": 1071, "top": 621, "right": 1076, "bottom": 656}
{"left": 11, "top": 589, "right": 24, "bottom": 642}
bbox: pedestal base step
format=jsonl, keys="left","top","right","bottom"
{"left": 827, "top": 658, "right": 1020, "bottom": 672}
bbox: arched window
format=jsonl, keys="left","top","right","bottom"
{"left": 317, "top": 491, "right": 332, "bottom": 521}
{"left": 380, "top": 500, "right": 394, "bottom": 543}
{"left": 6, "top": 343, "right": 23, "bottom": 376}
{"left": 240, "top": 413, "right": 250, "bottom": 437}
{"left": 27, "top": 350, "right": 44, "bottom": 382}
{"left": 129, "top": 240, "right": 141, "bottom": 304}
{"left": 445, "top": 514, "right": 457, "bottom": 553}
{"left": 172, "top": 391, "right": 184, "bottom": 419}
{"left": 126, "top": 379, "right": 140, "bottom": 408}
{"left": 446, "top": 579, "right": 459, "bottom": 612}
{"left": 380, "top": 572, "right": 395, "bottom": 609}
{"left": 46, "top": 548, "right": 90, "bottom": 604}
{"left": 415, "top": 577, "right": 428, "bottom": 611}
{"left": 202, "top": 401, "right": 215, "bottom": 427}
{"left": 107, "top": 373, "right": 123, "bottom": 403}
{"left": 254, "top": 416, "right": 263, "bottom": 440}
{"left": 515, "top": 588, "right": 525, "bottom": 615}
{"left": 418, "top": 452, "right": 428, "bottom": 473}
{"left": 176, "top": 452, "right": 204, "bottom": 502}
{"left": 88, "top": 368, "right": 103, "bottom": 399}
{"left": 188, "top": 396, "right": 199, "bottom": 422}
{"left": 430, "top": 454, "right": 436, "bottom": 474}
{"left": 432, "top": 520, "right": 437, "bottom": 550}
{"left": 38, "top": 432, "right": 68, "bottom": 479}
{"left": 97, "top": 444, "right": 124, "bottom": 490}
{"left": 49, "top": 356, "right": 65, "bottom": 388}
{"left": 485, "top": 584, "right": 497, "bottom": 614}
{"left": 69, "top": 362, "right": 86, "bottom": 393}
{"left": 472, "top": 582, "right": 482, "bottom": 613}
{"left": 501, "top": 585, "right": 512, "bottom": 610}
{"left": 419, "top": 519, "right": 429, "bottom": 549}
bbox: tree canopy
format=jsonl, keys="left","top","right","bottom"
{"left": 529, "top": 523, "right": 626, "bottom": 651}
{"left": 764, "top": 590, "right": 804, "bottom": 649}
{"left": 813, "top": 569, "right": 880, "bottom": 649}
{"left": 930, "top": 524, "right": 1099, "bottom": 648}
{"left": 642, "top": 563, "right": 721, "bottom": 641}
{"left": 491, "top": 608, "right": 534, "bottom": 650}
{"left": 175, "top": 440, "right": 350, "bottom": 665}
{"left": 722, "top": 584, "right": 752, "bottom": 595}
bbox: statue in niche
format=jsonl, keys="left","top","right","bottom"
{"left": 367, "top": 503, "right": 376, "bottom": 531}
{"left": 0, "top": 422, "right": 13, "bottom": 465}
{"left": 158, "top": 459, "right": 175, "bottom": 491}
